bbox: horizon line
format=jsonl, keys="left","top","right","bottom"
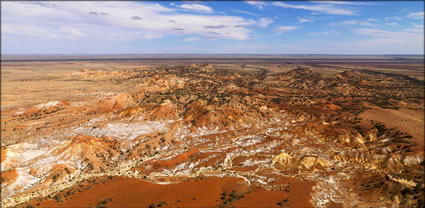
{"left": 2, "top": 53, "right": 424, "bottom": 56}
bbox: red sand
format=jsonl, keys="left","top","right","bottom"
{"left": 32, "top": 176, "right": 249, "bottom": 207}
{"left": 28, "top": 176, "right": 316, "bottom": 208}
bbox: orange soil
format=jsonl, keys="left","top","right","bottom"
{"left": 1, "top": 169, "right": 18, "bottom": 184}
{"left": 148, "top": 102, "right": 178, "bottom": 120}
{"left": 233, "top": 187, "right": 290, "bottom": 208}
{"left": 232, "top": 156, "right": 250, "bottom": 166}
{"left": 30, "top": 176, "right": 316, "bottom": 208}
{"left": 153, "top": 148, "right": 199, "bottom": 169}
{"left": 274, "top": 178, "right": 316, "bottom": 208}
{"left": 1, "top": 148, "right": 7, "bottom": 163}
{"left": 360, "top": 106, "right": 424, "bottom": 147}
{"left": 32, "top": 176, "right": 249, "bottom": 208}
{"left": 95, "top": 93, "right": 134, "bottom": 112}
{"left": 233, "top": 177, "right": 315, "bottom": 208}
{"left": 196, "top": 154, "right": 226, "bottom": 168}
{"left": 230, "top": 166, "right": 259, "bottom": 172}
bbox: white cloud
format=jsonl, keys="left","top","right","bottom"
{"left": 184, "top": 36, "right": 201, "bottom": 41}
{"left": 386, "top": 11, "right": 424, "bottom": 21}
{"left": 272, "top": 2, "right": 355, "bottom": 15}
{"left": 298, "top": 17, "right": 314, "bottom": 23}
{"left": 2, "top": 1, "right": 255, "bottom": 42}
{"left": 258, "top": 18, "right": 273, "bottom": 27}
{"left": 386, "top": 16, "right": 403, "bottom": 21}
{"left": 366, "top": 18, "right": 377, "bottom": 22}
{"left": 386, "top": 22, "right": 399, "bottom": 26}
{"left": 341, "top": 20, "right": 375, "bottom": 27}
{"left": 59, "top": 26, "right": 85, "bottom": 38}
{"left": 413, "top": 24, "right": 424, "bottom": 29}
{"left": 2, "top": 23, "right": 85, "bottom": 40}
{"left": 178, "top": 3, "right": 213, "bottom": 13}
{"left": 310, "top": 30, "right": 339, "bottom": 36}
{"left": 273, "top": 26, "right": 297, "bottom": 35}
{"left": 406, "top": 11, "right": 424, "bottom": 19}
{"left": 245, "top": 1, "right": 267, "bottom": 10}
{"left": 311, "top": 32, "right": 329, "bottom": 36}
{"left": 331, "top": 27, "right": 424, "bottom": 54}
{"left": 313, "top": 1, "right": 374, "bottom": 6}
{"left": 355, "top": 28, "right": 423, "bottom": 40}
{"left": 230, "top": 9, "right": 259, "bottom": 16}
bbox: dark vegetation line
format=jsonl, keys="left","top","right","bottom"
{"left": 360, "top": 69, "right": 425, "bottom": 86}
{"left": 310, "top": 63, "right": 424, "bottom": 85}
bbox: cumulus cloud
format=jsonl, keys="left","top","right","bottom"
{"left": 258, "top": 18, "right": 273, "bottom": 28}
{"left": 2, "top": 1, "right": 255, "bottom": 41}
{"left": 273, "top": 26, "right": 297, "bottom": 35}
{"left": 272, "top": 2, "right": 355, "bottom": 15}
{"left": 177, "top": 3, "right": 213, "bottom": 13}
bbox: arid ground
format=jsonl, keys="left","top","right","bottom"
{"left": 1, "top": 56, "right": 424, "bottom": 207}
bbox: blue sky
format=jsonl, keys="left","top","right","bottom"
{"left": 2, "top": 1, "right": 424, "bottom": 54}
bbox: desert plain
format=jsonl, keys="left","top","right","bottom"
{"left": 1, "top": 55, "right": 424, "bottom": 207}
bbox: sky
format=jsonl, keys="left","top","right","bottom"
{"left": 2, "top": 1, "right": 424, "bottom": 54}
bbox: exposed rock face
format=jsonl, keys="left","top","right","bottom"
{"left": 1, "top": 64, "right": 424, "bottom": 208}
{"left": 272, "top": 152, "right": 292, "bottom": 167}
